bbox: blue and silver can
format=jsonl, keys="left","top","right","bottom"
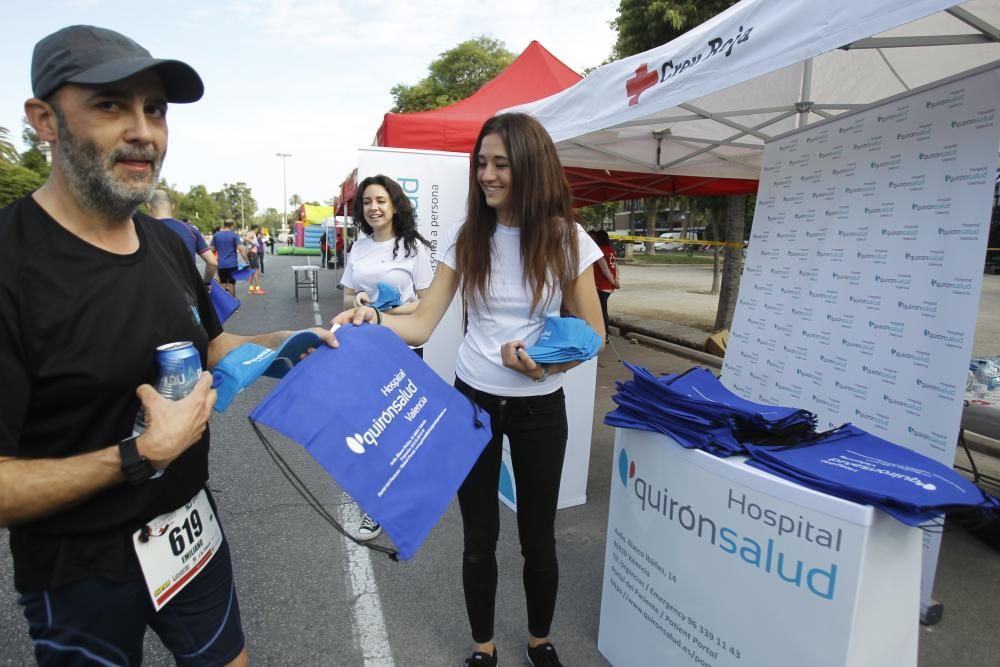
{"left": 133, "top": 341, "right": 203, "bottom": 435}
{"left": 153, "top": 341, "right": 203, "bottom": 400}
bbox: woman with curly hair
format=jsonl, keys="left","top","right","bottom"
{"left": 335, "top": 113, "right": 605, "bottom": 666}
{"left": 341, "top": 174, "right": 433, "bottom": 541}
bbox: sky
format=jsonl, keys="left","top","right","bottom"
{"left": 1, "top": 0, "right": 620, "bottom": 218}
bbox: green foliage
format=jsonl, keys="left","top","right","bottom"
{"left": 219, "top": 182, "right": 257, "bottom": 225}
{"left": 19, "top": 149, "right": 50, "bottom": 179}
{"left": 612, "top": 0, "right": 739, "bottom": 58}
{"left": 0, "top": 160, "right": 44, "bottom": 208}
{"left": 255, "top": 207, "right": 282, "bottom": 230}
{"left": 0, "top": 127, "right": 19, "bottom": 164}
{"left": 391, "top": 36, "right": 516, "bottom": 112}
{"left": 21, "top": 118, "right": 45, "bottom": 152}
{"left": 578, "top": 201, "right": 619, "bottom": 228}
{"left": 177, "top": 184, "right": 222, "bottom": 233}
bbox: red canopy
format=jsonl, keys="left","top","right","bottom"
{"left": 376, "top": 41, "right": 581, "bottom": 154}
{"left": 339, "top": 41, "right": 757, "bottom": 212}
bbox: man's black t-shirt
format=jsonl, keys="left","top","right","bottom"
{"left": 0, "top": 196, "right": 223, "bottom": 593}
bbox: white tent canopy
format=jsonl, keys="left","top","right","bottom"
{"left": 506, "top": 0, "right": 1000, "bottom": 181}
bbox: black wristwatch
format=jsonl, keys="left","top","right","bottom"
{"left": 119, "top": 436, "right": 156, "bottom": 485}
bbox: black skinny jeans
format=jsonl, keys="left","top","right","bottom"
{"left": 454, "top": 377, "right": 568, "bottom": 643}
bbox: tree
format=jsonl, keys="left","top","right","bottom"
{"left": 578, "top": 202, "right": 619, "bottom": 229}
{"left": 0, "top": 127, "right": 19, "bottom": 164}
{"left": 0, "top": 160, "right": 44, "bottom": 208}
{"left": 255, "top": 207, "right": 282, "bottom": 231}
{"left": 19, "top": 148, "right": 50, "bottom": 180}
{"left": 612, "top": 0, "right": 738, "bottom": 58}
{"left": 177, "top": 184, "right": 222, "bottom": 233}
{"left": 391, "top": 36, "right": 515, "bottom": 112}
{"left": 714, "top": 195, "right": 746, "bottom": 330}
{"left": 220, "top": 182, "right": 257, "bottom": 227}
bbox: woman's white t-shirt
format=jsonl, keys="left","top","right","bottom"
{"left": 440, "top": 222, "right": 601, "bottom": 397}
{"left": 341, "top": 235, "right": 433, "bottom": 305}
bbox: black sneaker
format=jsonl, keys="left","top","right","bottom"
{"left": 526, "top": 642, "right": 562, "bottom": 666}
{"left": 464, "top": 647, "right": 498, "bottom": 666}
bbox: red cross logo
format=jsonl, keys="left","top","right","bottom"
{"left": 625, "top": 64, "right": 658, "bottom": 106}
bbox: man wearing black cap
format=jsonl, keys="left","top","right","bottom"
{"left": 0, "top": 25, "right": 332, "bottom": 666}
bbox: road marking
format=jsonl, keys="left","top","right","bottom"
{"left": 315, "top": 301, "right": 392, "bottom": 664}
{"left": 338, "top": 493, "right": 394, "bottom": 666}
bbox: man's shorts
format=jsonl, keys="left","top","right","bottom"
{"left": 218, "top": 267, "right": 236, "bottom": 285}
{"left": 18, "top": 538, "right": 245, "bottom": 666}
{"left": 248, "top": 253, "right": 260, "bottom": 270}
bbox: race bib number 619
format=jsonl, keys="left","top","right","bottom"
{"left": 132, "top": 489, "right": 222, "bottom": 611}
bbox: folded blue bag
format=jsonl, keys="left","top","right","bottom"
{"left": 524, "top": 316, "right": 602, "bottom": 364}
{"left": 369, "top": 281, "right": 402, "bottom": 311}
{"left": 604, "top": 364, "right": 999, "bottom": 526}
{"left": 743, "top": 424, "right": 1000, "bottom": 525}
{"left": 208, "top": 280, "right": 240, "bottom": 323}
{"left": 249, "top": 324, "right": 491, "bottom": 560}
{"left": 211, "top": 330, "right": 323, "bottom": 412}
{"left": 232, "top": 266, "right": 255, "bottom": 281}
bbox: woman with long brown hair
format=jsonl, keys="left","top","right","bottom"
{"left": 335, "top": 112, "right": 604, "bottom": 666}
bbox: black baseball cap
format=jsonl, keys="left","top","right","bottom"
{"left": 31, "top": 25, "right": 204, "bottom": 102}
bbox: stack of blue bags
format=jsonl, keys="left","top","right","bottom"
{"left": 606, "top": 365, "right": 815, "bottom": 457}
{"left": 606, "top": 364, "right": 999, "bottom": 527}
{"left": 524, "top": 316, "right": 603, "bottom": 364}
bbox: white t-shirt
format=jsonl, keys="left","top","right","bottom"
{"left": 441, "top": 221, "right": 601, "bottom": 397}
{"left": 341, "top": 235, "right": 433, "bottom": 305}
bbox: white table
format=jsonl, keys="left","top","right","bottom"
{"left": 292, "top": 265, "right": 318, "bottom": 302}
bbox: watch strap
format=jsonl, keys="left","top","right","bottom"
{"left": 119, "top": 436, "right": 156, "bottom": 485}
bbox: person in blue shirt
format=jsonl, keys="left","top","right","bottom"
{"left": 211, "top": 220, "right": 245, "bottom": 297}
{"left": 149, "top": 189, "right": 217, "bottom": 287}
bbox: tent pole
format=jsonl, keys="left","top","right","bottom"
{"left": 797, "top": 58, "right": 813, "bottom": 129}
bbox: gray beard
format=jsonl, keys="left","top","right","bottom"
{"left": 54, "top": 110, "right": 164, "bottom": 221}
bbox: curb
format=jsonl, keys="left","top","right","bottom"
{"left": 624, "top": 332, "right": 724, "bottom": 369}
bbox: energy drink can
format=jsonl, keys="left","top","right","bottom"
{"left": 133, "top": 341, "right": 203, "bottom": 435}
{"left": 153, "top": 341, "right": 202, "bottom": 400}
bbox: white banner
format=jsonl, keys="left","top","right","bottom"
{"left": 599, "top": 429, "right": 921, "bottom": 666}
{"left": 357, "top": 147, "right": 468, "bottom": 382}
{"left": 723, "top": 65, "right": 1000, "bottom": 612}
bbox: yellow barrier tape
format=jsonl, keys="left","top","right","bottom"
{"left": 610, "top": 235, "right": 744, "bottom": 249}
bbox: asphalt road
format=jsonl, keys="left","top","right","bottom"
{"left": 2, "top": 254, "right": 999, "bottom": 666}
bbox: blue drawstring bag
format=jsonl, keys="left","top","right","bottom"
{"left": 249, "top": 324, "right": 491, "bottom": 560}
{"left": 211, "top": 330, "right": 323, "bottom": 412}
{"left": 743, "top": 424, "right": 1000, "bottom": 526}
{"left": 232, "top": 258, "right": 255, "bottom": 282}
{"left": 208, "top": 280, "right": 240, "bottom": 323}
{"left": 524, "top": 316, "right": 602, "bottom": 364}
{"left": 605, "top": 363, "right": 999, "bottom": 527}
{"left": 369, "top": 282, "right": 402, "bottom": 311}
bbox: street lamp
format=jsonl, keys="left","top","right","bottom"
{"left": 238, "top": 191, "right": 245, "bottom": 230}
{"left": 276, "top": 152, "right": 292, "bottom": 232}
